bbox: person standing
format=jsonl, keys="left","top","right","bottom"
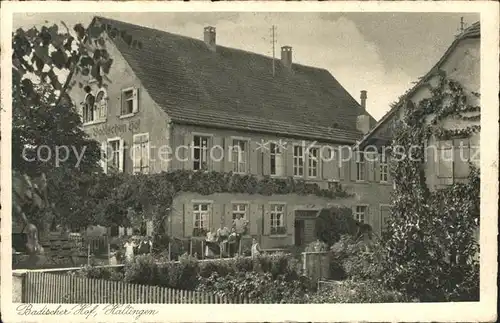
{"left": 251, "top": 237, "right": 262, "bottom": 258}
{"left": 232, "top": 214, "right": 248, "bottom": 255}
{"left": 123, "top": 237, "right": 136, "bottom": 262}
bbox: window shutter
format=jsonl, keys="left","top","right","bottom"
{"left": 101, "top": 141, "right": 108, "bottom": 174}
{"left": 263, "top": 204, "right": 271, "bottom": 236}
{"left": 249, "top": 203, "right": 259, "bottom": 235}
{"left": 222, "top": 138, "right": 231, "bottom": 173}
{"left": 224, "top": 203, "right": 233, "bottom": 229}
{"left": 453, "top": 139, "right": 470, "bottom": 178}
{"left": 322, "top": 148, "right": 335, "bottom": 180}
{"left": 351, "top": 152, "right": 358, "bottom": 181}
{"left": 285, "top": 145, "right": 294, "bottom": 177}
{"left": 118, "top": 226, "right": 125, "bottom": 236}
{"left": 374, "top": 153, "right": 380, "bottom": 182}
{"left": 249, "top": 140, "right": 258, "bottom": 175}
{"left": 183, "top": 134, "right": 192, "bottom": 170}
{"left": 212, "top": 136, "right": 224, "bottom": 172}
{"left": 118, "top": 138, "right": 125, "bottom": 172}
{"left": 367, "top": 152, "right": 375, "bottom": 181}
{"left": 262, "top": 145, "right": 271, "bottom": 176}
{"left": 119, "top": 91, "right": 124, "bottom": 116}
{"left": 437, "top": 140, "right": 453, "bottom": 178}
{"left": 285, "top": 205, "right": 293, "bottom": 235}
{"left": 132, "top": 88, "right": 139, "bottom": 113}
{"left": 184, "top": 203, "right": 193, "bottom": 237}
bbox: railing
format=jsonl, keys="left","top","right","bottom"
{"left": 22, "top": 271, "right": 251, "bottom": 304}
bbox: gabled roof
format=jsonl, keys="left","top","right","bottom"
{"left": 91, "top": 16, "right": 376, "bottom": 144}
{"left": 354, "top": 21, "right": 481, "bottom": 149}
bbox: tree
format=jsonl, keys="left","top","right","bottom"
{"left": 12, "top": 21, "right": 114, "bottom": 240}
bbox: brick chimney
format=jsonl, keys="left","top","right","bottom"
{"left": 281, "top": 46, "right": 292, "bottom": 70}
{"left": 204, "top": 26, "right": 216, "bottom": 51}
{"left": 360, "top": 90, "right": 367, "bottom": 109}
{"left": 356, "top": 115, "right": 371, "bottom": 135}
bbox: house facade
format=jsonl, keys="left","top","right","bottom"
{"left": 67, "top": 17, "right": 393, "bottom": 249}
{"left": 355, "top": 22, "right": 480, "bottom": 232}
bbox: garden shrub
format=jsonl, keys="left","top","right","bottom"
{"left": 315, "top": 206, "right": 360, "bottom": 246}
{"left": 197, "top": 271, "right": 312, "bottom": 303}
{"left": 306, "top": 279, "right": 413, "bottom": 303}
{"left": 124, "top": 254, "right": 159, "bottom": 285}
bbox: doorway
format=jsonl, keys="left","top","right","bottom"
{"left": 294, "top": 220, "right": 305, "bottom": 246}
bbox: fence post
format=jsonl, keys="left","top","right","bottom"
{"left": 189, "top": 239, "right": 193, "bottom": 256}
{"left": 201, "top": 240, "right": 205, "bottom": 260}
{"left": 87, "top": 243, "right": 91, "bottom": 265}
{"left": 168, "top": 242, "right": 171, "bottom": 261}
{"left": 107, "top": 242, "right": 111, "bottom": 265}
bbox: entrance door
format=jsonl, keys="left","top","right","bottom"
{"left": 294, "top": 220, "right": 305, "bottom": 246}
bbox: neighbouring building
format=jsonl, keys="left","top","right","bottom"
{"left": 355, "top": 22, "right": 480, "bottom": 233}
{"left": 67, "top": 16, "right": 393, "bottom": 249}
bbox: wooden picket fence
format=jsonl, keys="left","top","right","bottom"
{"left": 23, "top": 271, "right": 250, "bottom": 304}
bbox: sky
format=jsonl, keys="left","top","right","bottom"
{"left": 13, "top": 12, "right": 479, "bottom": 120}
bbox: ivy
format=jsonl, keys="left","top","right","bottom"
{"left": 88, "top": 170, "right": 351, "bottom": 236}
{"left": 382, "top": 71, "right": 480, "bottom": 302}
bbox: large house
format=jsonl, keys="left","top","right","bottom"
{"left": 355, "top": 22, "right": 480, "bottom": 231}
{"left": 68, "top": 17, "right": 393, "bottom": 249}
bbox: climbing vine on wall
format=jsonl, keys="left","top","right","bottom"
{"left": 87, "top": 170, "right": 351, "bottom": 237}
{"left": 382, "top": 71, "right": 480, "bottom": 302}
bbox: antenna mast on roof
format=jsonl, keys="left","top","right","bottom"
{"left": 270, "top": 25, "right": 277, "bottom": 77}
{"left": 456, "top": 17, "right": 468, "bottom": 37}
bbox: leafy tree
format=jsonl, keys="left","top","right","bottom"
{"left": 12, "top": 21, "right": 114, "bottom": 236}
{"left": 315, "top": 206, "right": 371, "bottom": 246}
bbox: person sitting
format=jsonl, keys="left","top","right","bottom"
{"left": 216, "top": 225, "right": 230, "bottom": 256}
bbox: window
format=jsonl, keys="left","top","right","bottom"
{"left": 193, "top": 136, "right": 209, "bottom": 171}
{"left": 107, "top": 138, "right": 122, "bottom": 172}
{"left": 232, "top": 203, "right": 248, "bottom": 220}
{"left": 232, "top": 139, "right": 248, "bottom": 173}
{"left": 356, "top": 152, "right": 366, "bottom": 181}
{"left": 121, "top": 88, "right": 138, "bottom": 115}
{"left": 270, "top": 204, "right": 286, "bottom": 235}
{"left": 308, "top": 147, "right": 319, "bottom": 178}
{"left": 133, "top": 133, "right": 149, "bottom": 174}
{"left": 380, "top": 152, "right": 388, "bottom": 182}
{"left": 270, "top": 143, "right": 284, "bottom": 176}
{"left": 95, "top": 89, "right": 108, "bottom": 120}
{"left": 82, "top": 93, "right": 95, "bottom": 123}
{"left": 293, "top": 145, "right": 304, "bottom": 176}
{"left": 193, "top": 203, "right": 210, "bottom": 236}
{"left": 354, "top": 205, "right": 367, "bottom": 223}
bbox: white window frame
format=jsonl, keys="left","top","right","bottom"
{"left": 356, "top": 152, "right": 366, "bottom": 181}
{"left": 120, "top": 87, "right": 138, "bottom": 117}
{"left": 270, "top": 142, "right": 285, "bottom": 177}
{"left": 354, "top": 205, "right": 368, "bottom": 224}
{"left": 293, "top": 145, "right": 304, "bottom": 177}
{"left": 231, "top": 137, "right": 249, "bottom": 174}
{"left": 107, "top": 137, "right": 124, "bottom": 173}
{"left": 132, "top": 133, "right": 150, "bottom": 174}
{"left": 192, "top": 134, "right": 211, "bottom": 171}
{"left": 380, "top": 152, "right": 389, "bottom": 183}
{"left": 232, "top": 202, "right": 249, "bottom": 220}
{"left": 270, "top": 203, "right": 287, "bottom": 236}
{"left": 192, "top": 201, "right": 212, "bottom": 234}
{"left": 307, "top": 146, "right": 320, "bottom": 178}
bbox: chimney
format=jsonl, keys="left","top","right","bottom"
{"left": 360, "top": 90, "right": 367, "bottom": 109}
{"left": 204, "top": 26, "right": 216, "bottom": 51}
{"left": 281, "top": 46, "right": 292, "bottom": 70}
{"left": 356, "top": 115, "right": 371, "bottom": 135}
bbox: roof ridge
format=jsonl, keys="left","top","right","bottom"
{"left": 94, "top": 15, "right": 331, "bottom": 73}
